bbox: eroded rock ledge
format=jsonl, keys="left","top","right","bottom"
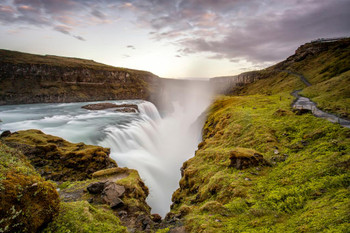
{"left": 0, "top": 130, "right": 159, "bottom": 232}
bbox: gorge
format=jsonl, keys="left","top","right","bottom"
{"left": 1, "top": 38, "right": 349, "bottom": 232}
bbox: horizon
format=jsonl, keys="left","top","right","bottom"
{"left": 1, "top": 0, "right": 349, "bottom": 78}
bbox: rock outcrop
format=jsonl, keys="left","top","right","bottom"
{"left": 82, "top": 103, "right": 139, "bottom": 112}
{"left": 2, "top": 129, "right": 117, "bottom": 181}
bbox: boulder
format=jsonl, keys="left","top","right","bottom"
{"left": 293, "top": 108, "right": 312, "bottom": 115}
{"left": 229, "top": 148, "right": 270, "bottom": 170}
{"left": 151, "top": 214, "right": 162, "bottom": 223}
{"left": 87, "top": 181, "right": 106, "bottom": 194}
{"left": 101, "top": 182, "right": 126, "bottom": 208}
{"left": 0, "top": 130, "right": 11, "bottom": 138}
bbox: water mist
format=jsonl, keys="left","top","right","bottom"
{"left": 100, "top": 79, "right": 215, "bottom": 216}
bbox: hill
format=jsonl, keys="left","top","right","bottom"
{"left": 168, "top": 38, "right": 350, "bottom": 232}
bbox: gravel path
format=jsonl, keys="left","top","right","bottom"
{"left": 281, "top": 70, "right": 350, "bottom": 128}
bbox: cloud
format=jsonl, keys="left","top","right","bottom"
{"left": 127, "top": 0, "right": 350, "bottom": 64}
{"left": 0, "top": 0, "right": 108, "bottom": 40}
{"left": 126, "top": 45, "right": 135, "bottom": 49}
{"left": 54, "top": 24, "right": 85, "bottom": 41}
{"left": 1, "top": 0, "right": 349, "bottom": 64}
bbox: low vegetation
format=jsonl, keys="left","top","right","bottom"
{"left": 0, "top": 142, "right": 59, "bottom": 233}
{"left": 170, "top": 39, "right": 350, "bottom": 232}
{"left": 43, "top": 201, "right": 127, "bottom": 233}
{"left": 171, "top": 93, "right": 350, "bottom": 232}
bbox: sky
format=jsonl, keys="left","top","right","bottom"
{"left": 0, "top": 0, "right": 349, "bottom": 78}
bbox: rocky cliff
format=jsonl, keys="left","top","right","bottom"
{"left": 0, "top": 49, "right": 161, "bottom": 105}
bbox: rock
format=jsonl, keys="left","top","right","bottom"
{"left": 115, "top": 104, "right": 139, "bottom": 113}
{"left": 293, "top": 108, "right": 312, "bottom": 115}
{"left": 271, "top": 154, "right": 289, "bottom": 163}
{"left": 0, "top": 130, "right": 11, "bottom": 138}
{"left": 169, "top": 226, "right": 187, "bottom": 233}
{"left": 244, "top": 177, "right": 252, "bottom": 181}
{"left": 82, "top": 103, "right": 118, "bottom": 110}
{"left": 82, "top": 103, "right": 139, "bottom": 113}
{"left": 151, "top": 213, "right": 162, "bottom": 223}
{"left": 110, "top": 198, "right": 124, "bottom": 209}
{"left": 101, "top": 182, "right": 126, "bottom": 208}
{"left": 2, "top": 129, "right": 117, "bottom": 181}
{"left": 274, "top": 149, "right": 279, "bottom": 155}
{"left": 87, "top": 181, "right": 106, "bottom": 194}
{"left": 229, "top": 148, "right": 270, "bottom": 170}
{"left": 118, "top": 210, "right": 128, "bottom": 218}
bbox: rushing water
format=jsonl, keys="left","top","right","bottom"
{"left": 0, "top": 81, "right": 214, "bottom": 216}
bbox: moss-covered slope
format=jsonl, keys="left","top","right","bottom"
{"left": 235, "top": 38, "right": 350, "bottom": 118}
{"left": 0, "top": 141, "right": 59, "bottom": 233}
{"left": 0, "top": 49, "right": 161, "bottom": 105}
{"left": 171, "top": 93, "right": 350, "bottom": 232}
{"left": 171, "top": 39, "right": 350, "bottom": 232}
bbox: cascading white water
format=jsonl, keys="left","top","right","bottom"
{"left": 99, "top": 80, "right": 214, "bottom": 216}
{"left": 0, "top": 79, "right": 215, "bottom": 217}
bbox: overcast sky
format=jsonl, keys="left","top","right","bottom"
{"left": 0, "top": 0, "right": 349, "bottom": 78}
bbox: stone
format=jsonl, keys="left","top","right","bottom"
{"left": 101, "top": 182, "right": 126, "bottom": 208}
{"left": 87, "top": 181, "right": 106, "bottom": 194}
{"left": 169, "top": 226, "right": 187, "bottom": 233}
{"left": 293, "top": 108, "right": 312, "bottom": 115}
{"left": 110, "top": 198, "right": 124, "bottom": 209}
{"left": 0, "top": 130, "right": 11, "bottom": 138}
{"left": 82, "top": 103, "right": 119, "bottom": 110}
{"left": 151, "top": 213, "right": 162, "bottom": 223}
{"left": 229, "top": 149, "right": 270, "bottom": 170}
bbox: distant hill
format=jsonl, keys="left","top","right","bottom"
{"left": 0, "top": 49, "right": 161, "bottom": 105}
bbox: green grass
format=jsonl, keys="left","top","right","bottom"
{"left": 0, "top": 49, "right": 148, "bottom": 74}
{"left": 43, "top": 201, "right": 128, "bottom": 233}
{"left": 171, "top": 93, "right": 350, "bottom": 232}
{"left": 300, "top": 71, "right": 350, "bottom": 118}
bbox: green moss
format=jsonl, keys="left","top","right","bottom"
{"left": 43, "top": 201, "right": 127, "bottom": 233}
{"left": 0, "top": 141, "right": 60, "bottom": 233}
{"left": 300, "top": 71, "right": 350, "bottom": 118}
{"left": 3, "top": 129, "right": 117, "bottom": 181}
{"left": 172, "top": 93, "right": 350, "bottom": 232}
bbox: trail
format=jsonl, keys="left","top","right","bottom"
{"left": 282, "top": 70, "right": 350, "bottom": 128}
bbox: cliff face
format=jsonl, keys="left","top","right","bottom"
{"left": 210, "top": 71, "right": 269, "bottom": 94}
{"left": 0, "top": 50, "right": 161, "bottom": 105}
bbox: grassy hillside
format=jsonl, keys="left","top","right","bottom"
{"left": 1, "top": 49, "right": 135, "bottom": 73}
{"left": 235, "top": 38, "right": 350, "bottom": 118}
{"left": 170, "top": 39, "right": 350, "bottom": 232}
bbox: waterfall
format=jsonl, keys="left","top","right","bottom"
{"left": 0, "top": 79, "right": 215, "bottom": 217}
{"left": 99, "top": 80, "right": 214, "bottom": 217}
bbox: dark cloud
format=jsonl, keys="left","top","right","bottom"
{"left": 91, "top": 9, "right": 106, "bottom": 19}
{"left": 126, "top": 45, "right": 135, "bottom": 49}
{"left": 54, "top": 25, "right": 85, "bottom": 41}
{"left": 1, "top": 0, "right": 349, "bottom": 63}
